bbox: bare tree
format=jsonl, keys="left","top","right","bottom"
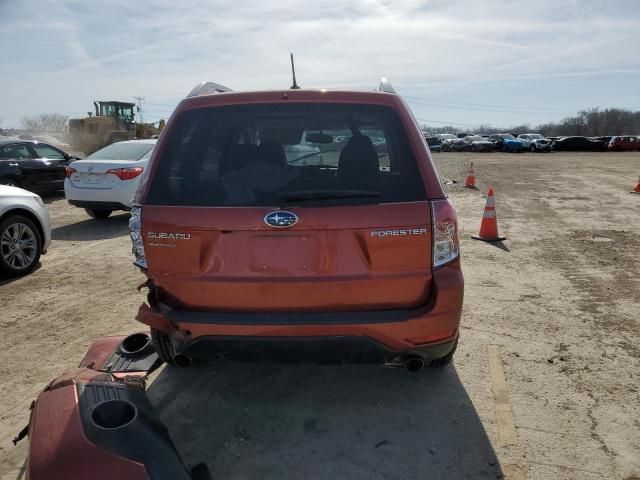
{"left": 21, "top": 113, "right": 69, "bottom": 133}
{"left": 42, "top": 113, "right": 69, "bottom": 132}
{"left": 21, "top": 115, "right": 43, "bottom": 132}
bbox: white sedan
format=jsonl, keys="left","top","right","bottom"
{"left": 64, "top": 139, "right": 156, "bottom": 219}
{"left": 0, "top": 185, "right": 51, "bottom": 276}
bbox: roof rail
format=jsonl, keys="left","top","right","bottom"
{"left": 187, "top": 81, "right": 233, "bottom": 98}
{"left": 378, "top": 77, "right": 396, "bottom": 94}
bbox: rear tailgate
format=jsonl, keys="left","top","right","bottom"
{"left": 143, "top": 202, "right": 432, "bottom": 312}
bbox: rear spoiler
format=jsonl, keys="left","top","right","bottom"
{"left": 378, "top": 77, "right": 396, "bottom": 94}
{"left": 187, "top": 81, "right": 233, "bottom": 97}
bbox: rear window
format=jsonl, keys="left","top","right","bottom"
{"left": 87, "top": 142, "right": 154, "bottom": 160}
{"left": 146, "top": 103, "right": 426, "bottom": 207}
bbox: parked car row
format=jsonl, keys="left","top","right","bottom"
{"left": 0, "top": 138, "right": 156, "bottom": 277}
{"left": 424, "top": 133, "right": 640, "bottom": 152}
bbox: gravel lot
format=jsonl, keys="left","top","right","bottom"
{"left": 1, "top": 151, "right": 639, "bottom": 480}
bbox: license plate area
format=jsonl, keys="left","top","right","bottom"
{"left": 250, "top": 234, "right": 319, "bottom": 274}
{"left": 84, "top": 173, "right": 104, "bottom": 184}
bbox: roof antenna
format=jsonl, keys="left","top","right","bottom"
{"left": 290, "top": 53, "right": 300, "bottom": 89}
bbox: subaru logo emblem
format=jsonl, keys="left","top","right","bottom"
{"left": 264, "top": 211, "right": 298, "bottom": 228}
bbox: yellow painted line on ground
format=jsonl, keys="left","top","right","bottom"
{"left": 488, "top": 346, "right": 527, "bottom": 478}
{"left": 503, "top": 464, "right": 528, "bottom": 480}
{"left": 488, "top": 345, "right": 518, "bottom": 446}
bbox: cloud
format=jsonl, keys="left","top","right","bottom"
{"left": 0, "top": 0, "right": 638, "bottom": 127}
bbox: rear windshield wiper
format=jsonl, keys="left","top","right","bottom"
{"left": 278, "top": 189, "right": 381, "bottom": 202}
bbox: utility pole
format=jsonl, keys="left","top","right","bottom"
{"left": 134, "top": 96, "right": 145, "bottom": 124}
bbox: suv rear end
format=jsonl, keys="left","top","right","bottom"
{"left": 130, "top": 85, "right": 463, "bottom": 370}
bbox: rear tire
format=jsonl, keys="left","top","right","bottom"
{"left": 429, "top": 337, "right": 458, "bottom": 368}
{"left": 0, "top": 215, "right": 42, "bottom": 277}
{"left": 85, "top": 209, "right": 112, "bottom": 219}
{"left": 151, "top": 328, "right": 177, "bottom": 366}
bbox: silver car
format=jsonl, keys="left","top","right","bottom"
{"left": 0, "top": 185, "right": 51, "bottom": 276}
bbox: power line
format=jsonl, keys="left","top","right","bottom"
{"left": 405, "top": 98, "right": 569, "bottom": 115}
{"left": 403, "top": 95, "right": 570, "bottom": 113}
{"left": 415, "top": 117, "right": 475, "bottom": 127}
{"left": 145, "top": 102, "right": 178, "bottom": 108}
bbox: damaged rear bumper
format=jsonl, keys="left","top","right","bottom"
{"left": 21, "top": 333, "right": 211, "bottom": 480}
{"left": 136, "top": 263, "right": 463, "bottom": 364}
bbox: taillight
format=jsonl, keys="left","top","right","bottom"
{"left": 129, "top": 206, "right": 147, "bottom": 270}
{"left": 431, "top": 198, "right": 459, "bottom": 268}
{"left": 107, "top": 167, "right": 144, "bottom": 180}
{"left": 65, "top": 166, "right": 77, "bottom": 178}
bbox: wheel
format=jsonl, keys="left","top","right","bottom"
{"left": 85, "top": 208, "right": 112, "bottom": 219}
{"left": 530, "top": 144, "right": 536, "bottom": 152}
{"left": 151, "top": 328, "right": 177, "bottom": 365}
{"left": 0, "top": 177, "right": 21, "bottom": 188}
{"left": 0, "top": 215, "right": 42, "bottom": 276}
{"left": 429, "top": 337, "right": 458, "bottom": 368}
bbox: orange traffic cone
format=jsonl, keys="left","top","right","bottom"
{"left": 464, "top": 162, "right": 477, "bottom": 189}
{"left": 631, "top": 178, "right": 640, "bottom": 194}
{"left": 472, "top": 187, "right": 506, "bottom": 242}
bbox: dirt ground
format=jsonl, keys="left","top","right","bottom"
{"left": 1, "top": 151, "right": 639, "bottom": 480}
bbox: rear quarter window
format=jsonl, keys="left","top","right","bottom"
{"left": 146, "top": 103, "right": 427, "bottom": 207}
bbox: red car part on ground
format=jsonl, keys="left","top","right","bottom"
{"left": 16, "top": 334, "right": 211, "bottom": 480}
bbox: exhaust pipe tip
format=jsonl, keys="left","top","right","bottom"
{"left": 403, "top": 356, "right": 425, "bottom": 373}
{"left": 174, "top": 353, "right": 192, "bottom": 368}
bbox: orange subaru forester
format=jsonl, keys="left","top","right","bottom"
{"left": 129, "top": 80, "right": 463, "bottom": 371}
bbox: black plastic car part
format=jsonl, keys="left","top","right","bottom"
{"left": 22, "top": 334, "right": 212, "bottom": 480}
{"left": 77, "top": 381, "right": 194, "bottom": 479}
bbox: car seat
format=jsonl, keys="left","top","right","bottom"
{"left": 338, "top": 134, "right": 380, "bottom": 182}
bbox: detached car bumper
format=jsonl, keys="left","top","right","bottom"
{"left": 22, "top": 333, "right": 210, "bottom": 480}
{"left": 136, "top": 262, "right": 464, "bottom": 364}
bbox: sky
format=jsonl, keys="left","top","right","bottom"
{"left": 1, "top": 0, "right": 639, "bottom": 130}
